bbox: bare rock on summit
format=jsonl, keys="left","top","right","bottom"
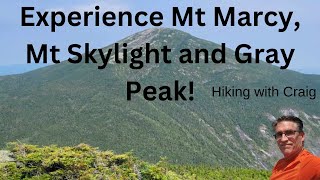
{"left": 0, "top": 150, "right": 14, "bottom": 163}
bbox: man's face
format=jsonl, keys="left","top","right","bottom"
{"left": 274, "top": 121, "right": 305, "bottom": 158}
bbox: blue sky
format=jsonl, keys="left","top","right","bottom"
{"left": 1, "top": 0, "right": 319, "bottom": 74}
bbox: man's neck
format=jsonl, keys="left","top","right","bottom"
{"left": 283, "top": 148, "right": 304, "bottom": 162}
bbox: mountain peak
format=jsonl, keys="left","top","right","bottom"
{"left": 1, "top": 28, "right": 319, "bottom": 170}
{"left": 119, "top": 28, "right": 192, "bottom": 48}
{"left": 133, "top": 27, "right": 191, "bottom": 38}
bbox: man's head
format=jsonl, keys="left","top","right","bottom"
{"left": 272, "top": 116, "right": 305, "bottom": 158}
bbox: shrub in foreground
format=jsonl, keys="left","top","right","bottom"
{"left": 0, "top": 142, "right": 184, "bottom": 179}
{"left": 0, "top": 142, "right": 271, "bottom": 179}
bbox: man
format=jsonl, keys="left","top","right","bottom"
{"left": 270, "top": 116, "right": 320, "bottom": 180}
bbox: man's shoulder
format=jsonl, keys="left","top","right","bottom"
{"left": 272, "top": 150, "right": 320, "bottom": 170}
{"left": 299, "top": 150, "right": 320, "bottom": 179}
{"left": 271, "top": 150, "right": 320, "bottom": 180}
{"left": 300, "top": 150, "right": 320, "bottom": 166}
{"left": 301, "top": 149, "right": 320, "bottom": 159}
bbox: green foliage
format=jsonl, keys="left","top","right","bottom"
{"left": 0, "top": 28, "right": 319, "bottom": 169}
{"left": 0, "top": 143, "right": 185, "bottom": 179}
{"left": 0, "top": 143, "right": 271, "bottom": 180}
{"left": 169, "top": 165, "right": 271, "bottom": 180}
